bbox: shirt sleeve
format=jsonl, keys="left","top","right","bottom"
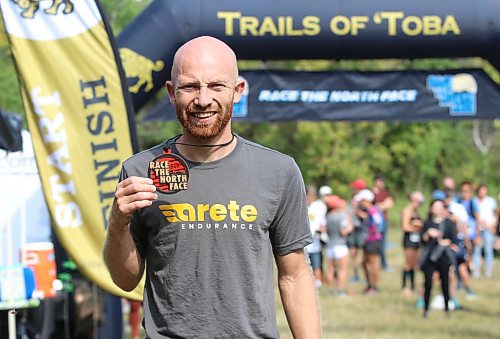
{"left": 119, "top": 165, "right": 148, "bottom": 260}
{"left": 446, "top": 219, "right": 459, "bottom": 245}
{"left": 269, "top": 159, "right": 312, "bottom": 256}
{"left": 317, "top": 205, "right": 327, "bottom": 227}
{"left": 340, "top": 212, "right": 348, "bottom": 229}
{"left": 421, "top": 220, "right": 431, "bottom": 243}
{"left": 472, "top": 199, "right": 480, "bottom": 215}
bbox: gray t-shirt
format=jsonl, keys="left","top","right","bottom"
{"left": 120, "top": 135, "right": 311, "bottom": 338}
{"left": 326, "top": 210, "right": 348, "bottom": 247}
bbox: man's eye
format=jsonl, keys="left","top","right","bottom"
{"left": 209, "top": 83, "right": 227, "bottom": 91}
{"left": 180, "top": 85, "right": 198, "bottom": 91}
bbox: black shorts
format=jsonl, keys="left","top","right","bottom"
{"left": 454, "top": 243, "right": 468, "bottom": 266}
{"left": 364, "top": 240, "right": 382, "bottom": 255}
{"left": 403, "top": 233, "right": 421, "bottom": 249}
{"left": 347, "top": 229, "right": 366, "bottom": 249}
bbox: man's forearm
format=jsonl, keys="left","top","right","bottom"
{"left": 278, "top": 267, "right": 321, "bottom": 339}
{"left": 103, "top": 221, "right": 144, "bottom": 292}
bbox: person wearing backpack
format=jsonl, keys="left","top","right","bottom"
{"left": 457, "top": 182, "right": 480, "bottom": 278}
{"left": 420, "top": 199, "right": 459, "bottom": 318}
{"left": 356, "top": 189, "right": 384, "bottom": 294}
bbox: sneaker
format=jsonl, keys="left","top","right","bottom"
{"left": 402, "top": 288, "right": 413, "bottom": 298}
{"left": 466, "top": 289, "right": 478, "bottom": 300}
{"left": 453, "top": 297, "right": 461, "bottom": 310}
{"left": 351, "top": 275, "right": 360, "bottom": 283}
{"left": 416, "top": 298, "right": 424, "bottom": 309}
{"left": 363, "top": 287, "right": 377, "bottom": 295}
{"left": 337, "top": 290, "right": 347, "bottom": 298}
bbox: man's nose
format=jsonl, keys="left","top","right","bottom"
{"left": 195, "top": 86, "right": 213, "bottom": 107}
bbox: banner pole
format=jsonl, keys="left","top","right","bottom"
{"left": 8, "top": 309, "right": 16, "bottom": 339}
{"left": 93, "top": 282, "right": 99, "bottom": 339}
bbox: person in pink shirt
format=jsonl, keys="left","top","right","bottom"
{"left": 348, "top": 178, "right": 367, "bottom": 282}
{"left": 355, "top": 189, "right": 384, "bottom": 294}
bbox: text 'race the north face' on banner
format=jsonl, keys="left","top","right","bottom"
{"left": 0, "top": 0, "right": 143, "bottom": 300}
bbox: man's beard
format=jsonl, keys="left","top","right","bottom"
{"left": 177, "top": 102, "right": 233, "bottom": 139}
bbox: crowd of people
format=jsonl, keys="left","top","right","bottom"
{"left": 305, "top": 176, "right": 499, "bottom": 318}
{"left": 305, "top": 176, "right": 394, "bottom": 295}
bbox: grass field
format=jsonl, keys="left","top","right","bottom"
{"left": 275, "top": 228, "right": 500, "bottom": 339}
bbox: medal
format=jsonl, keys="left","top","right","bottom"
{"left": 148, "top": 133, "right": 236, "bottom": 194}
{"left": 148, "top": 150, "right": 189, "bottom": 194}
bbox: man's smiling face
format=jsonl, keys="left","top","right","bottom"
{"left": 167, "top": 37, "right": 244, "bottom": 140}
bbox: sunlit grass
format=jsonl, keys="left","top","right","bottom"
{"left": 275, "top": 228, "right": 500, "bottom": 339}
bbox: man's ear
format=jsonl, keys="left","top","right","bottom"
{"left": 232, "top": 79, "right": 245, "bottom": 104}
{"left": 166, "top": 81, "right": 175, "bottom": 103}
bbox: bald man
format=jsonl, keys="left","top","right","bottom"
{"left": 103, "top": 36, "right": 320, "bottom": 339}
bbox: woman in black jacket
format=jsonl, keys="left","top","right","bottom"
{"left": 420, "top": 199, "right": 458, "bottom": 318}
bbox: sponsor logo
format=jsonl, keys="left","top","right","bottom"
{"left": 1, "top": 0, "right": 100, "bottom": 41}
{"left": 11, "top": 0, "right": 74, "bottom": 19}
{"left": 159, "top": 201, "right": 257, "bottom": 223}
{"left": 120, "top": 48, "right": 164, "bottom": 93}
{"left": 427, "top": 73, "right": 477, "bottom": 116}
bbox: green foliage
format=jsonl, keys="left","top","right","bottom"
{"left": 99, "top": 0, "right": 149, "bottom": 35}
{"left": 0, "top": 18, "right": 23, "bottom": 114}
{"left": 232, "top": 120, "right": 498, "bottom": 199}
{"left": 138, "top": 121, "right": 182, "bottom": 150}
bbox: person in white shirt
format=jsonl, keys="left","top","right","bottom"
{"left": 305, "top": 185, "right": 327, "bottom": 287}
{"left": 445, "top": 191, "right": 476, "bottom": 299}
{"left": 475, "top": 184, "right": 498, "bottom": 277}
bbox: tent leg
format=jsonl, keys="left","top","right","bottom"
{"left": 8, "top": 309, "right": 16, "bottom": 339}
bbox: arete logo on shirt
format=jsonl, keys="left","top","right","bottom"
{"left": 159, "top": 201, "right": 257, "bottom": 231}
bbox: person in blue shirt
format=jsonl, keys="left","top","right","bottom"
{"left": 457, "top": 181, "right": 480, "bottom": 278}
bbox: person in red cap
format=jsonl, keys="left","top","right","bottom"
{"left": 350, "top": 178, "right": 367, "bottom": 192}
{"left": 347, "top": 178, "right": 367, "bottom": 282}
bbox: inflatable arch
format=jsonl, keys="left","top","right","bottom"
{"left": 117, "top": 0, "right": 500, "bottom": 111}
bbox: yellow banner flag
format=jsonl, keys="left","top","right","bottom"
{"left": 0, "top": 0, "right": 143, "bottom": 300}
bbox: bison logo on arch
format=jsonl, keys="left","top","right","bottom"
{"left": 120, "top": 48, "right": 165, "bottom": 93}
{"left": 11, "top": 0, "right": 74, "bottom": 19}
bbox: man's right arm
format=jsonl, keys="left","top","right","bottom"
{"left": 103, "top": 176, "right": 157, "bottom": 291}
